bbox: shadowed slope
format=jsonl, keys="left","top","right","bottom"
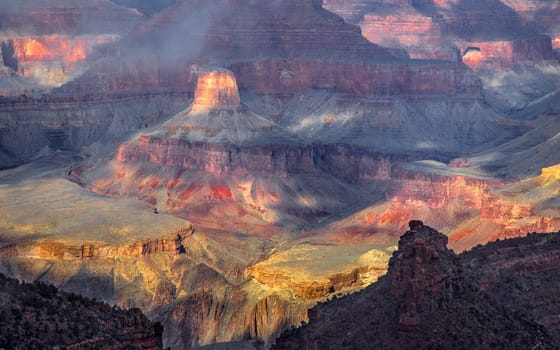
{"left": 274, "top": 224, "right": 559, "bottom": 349}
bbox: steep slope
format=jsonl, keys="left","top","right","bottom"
{"left": 0, "top": 272, "right": 163, "bottom": 350}
{"left": 273, "top": 223, "right": 560, "bottom": 349}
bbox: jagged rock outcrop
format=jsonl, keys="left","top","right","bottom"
{"left": 273, "top": 223, "right": 560, "bottom": 349}
{"left": 0, "top": 272, "right": 163, "bottom": 350}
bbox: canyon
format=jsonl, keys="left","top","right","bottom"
{"left": 0, "top": 0, "right": 559, "bottom": 349}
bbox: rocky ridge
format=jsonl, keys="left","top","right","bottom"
{"left": 273, "top": 222, "right": 560, "bottom": 349}
{"left": 0, "top": 272, "right": 163, "bottom": 350}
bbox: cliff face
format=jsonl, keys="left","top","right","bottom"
{"left": 0, "top": 272, "right": 163, "bottom": 350}
{"left": 273, "top": 225, "right": 560, "bottom": 349}
{"left": 0, "top": 34, "right": 120, "bottom": 86}
{"left": 115, "top": 138, "right": 394, "bottom": 180}
{"left": 0, "top": 228, "right": 302, "bottom": 349}
{"left": 0, "top": 91, "right": 188, "bottom": 169}
{"left": 191, "top": 69, "right": 241, "bottom": 112}
{"left": 359, "top": 12, "right": 460, "bottom": 61}
{"left": 324, "top": 0, "right": 555, "bottom": 69}
{"left": 458, "top": 36, "right": 554, "bottom": 69}
{"left": 230, "top": 59, "right": 472, "bottom": 96}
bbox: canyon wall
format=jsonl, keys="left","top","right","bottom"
{"left": 359, "top": 13, "right": 461, "bottom": 61}
{"left": 229, "top": 59, "right": 473, "bottom": 97}
{"left": 0, "top": 34, "right": 120, "bottom": 86}
{"left": 0, "top": 92, "right": 188, "bottom": 169}
{"left": 116, "top": 138, "right": 395, "bottom": 181}
{"left": 459, "top": 36, "right": 554, "bottom": 69}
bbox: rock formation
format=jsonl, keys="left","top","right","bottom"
{"left": 0, "top": 272, "right": 163, "bottom": 349}
{"left": 324, "top": 0, "right": 556, "bottom": 68}
{"left": 273, "top": 224, "right": 560, "bottom": 349}
{"left": 191, "top": 69, "right": 241, "bottom": 112}
{"left": 0, "top": 34, "right": 120, "bottom": 86}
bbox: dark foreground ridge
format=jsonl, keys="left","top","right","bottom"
{"left": 0, "top": 273, "right": 163, "bottom": 350}
{"left": 274, "top": 222, "right": 560, "bottom": 349}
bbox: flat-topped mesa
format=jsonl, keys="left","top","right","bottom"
{"left": 190, "top": 69, "right": 241, "bottom": 113}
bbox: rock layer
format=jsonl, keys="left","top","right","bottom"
{"left": 191, "top": 69, "right": 241, "bottom": 112}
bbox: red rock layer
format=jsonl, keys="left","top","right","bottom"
{"left": 503, "top": 0, "right": 560, "bottom": 41}
{"left": 359, "top": 14, "right": 458, "bottom": 61}
{"left": 116, "top": 138, "right": 395, "bottom": 180}
{"left": 389, "top": 171, "right": 494, "bottom": 209}
{"left": 7, "top": 35, "right": 113, "bottom": 65}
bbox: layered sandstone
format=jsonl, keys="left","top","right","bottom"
{"left": 458, "top": 36, "right": 554, "bottom": 69}
{"left": 359, "top": 12, "right": 460, "bottom": 61}
{"left": 0, "top": 170, "right": 396, "bottom": 350}
{"left": 191, "top": 69, "right": 241, "bottom": 112}
{"left": 247, "top": 243, "right": 393, "bottom": 300}
{"left": 314, "top": 159, "right": 560, "bottom": 254}
{"left": 0, "top": 65, "right": 190, "bottom": 169}
{"left": 115, "top": 139, "right": 395, "bottom": 180}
